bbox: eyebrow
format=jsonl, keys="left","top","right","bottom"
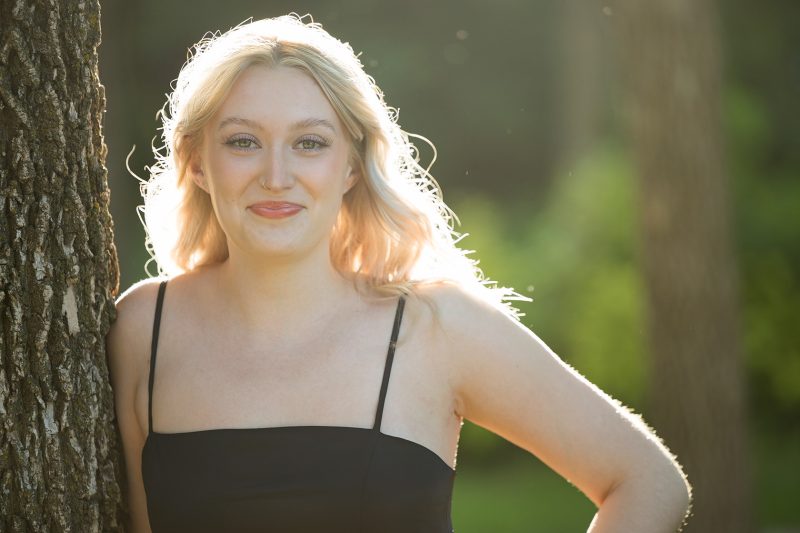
{"left": 217, "top": 116, "right": 338, "bottom": 134}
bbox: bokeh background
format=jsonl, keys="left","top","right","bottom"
{"left": 98, "top": 1, "right": 799, "bottom": 531}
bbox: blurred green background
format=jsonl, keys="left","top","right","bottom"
{"left": 99, "top": 1, "right": 799, "bottom": 531}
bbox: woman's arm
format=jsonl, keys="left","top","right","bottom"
{"left": 423, "top": 283, "right": 692, "bottom": 531}
{"left": 107, "top": 281, "right": 162, "bottom": 533}
{"left": 587, "top": 464, "right": 691, "bottom": 532}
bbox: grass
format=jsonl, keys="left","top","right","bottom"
{"left": 753, "top": 424, "right": 800, "bottom": 530}
{"left": 450, "top": 425, "right": 800, "bottom": 532}
{"left": 451, "top": 451, "right": 596, "bottom": 532}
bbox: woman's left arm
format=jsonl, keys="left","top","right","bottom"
{"left": 427, "top": 284, "right": 692, "bottom": 532}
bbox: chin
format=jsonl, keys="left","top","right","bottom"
{"left": 230, "top": 223, "right": 327, "bottom": 261}
{"left": 245, "top": 238, "right": 317, "bottom": 260}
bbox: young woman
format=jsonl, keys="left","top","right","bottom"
{"left": 107, "top": 14, "right": 691, "bottom": 533}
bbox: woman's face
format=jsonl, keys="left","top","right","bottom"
{"left": 192, "top": 64, "right": 359, "bottom": 261}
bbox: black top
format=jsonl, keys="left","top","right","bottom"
{"left": 141, "top": 280, "right": 456, "bottom": 532}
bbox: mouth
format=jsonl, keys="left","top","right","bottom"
{"left": 248, "top": 201, "right": 304, "bottom": 219}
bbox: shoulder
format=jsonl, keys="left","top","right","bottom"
{"left": 115, "top": 276, "right": 168, "bottom": 315}
{"left": 409, "top": 280, "right": 526, "bottom": 346}
{"left": 408, "top": 281, "right": 533, "bottom": 415}
{"left": 112, "top": 276, "right": 168, "bottom": 344}
{"left": 106, "top": 277, "right": 168, "bottom": 392}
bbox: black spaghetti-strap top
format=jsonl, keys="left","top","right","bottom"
{"left": 141, "top": 280, "right": 456, "bottom": 532}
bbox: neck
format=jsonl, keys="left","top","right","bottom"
{"left": 211, "top": 240, "right": 356, "bottom": 335}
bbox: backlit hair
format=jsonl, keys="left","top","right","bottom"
{"left": 139, "top": 13, "right": 529, "bottom": 320}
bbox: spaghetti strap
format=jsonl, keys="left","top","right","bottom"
{"left": 147, "top": 280, "right": 168, "bottom": 435}
{"left": 140, "top": 288, "right": 455, "bottom": 531}
{"left": 372, "top": 295, "right": 406, "bottom": 432}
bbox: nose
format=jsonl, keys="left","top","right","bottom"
{"left": 258, "top": 147, "right": 294, "bottom": 191}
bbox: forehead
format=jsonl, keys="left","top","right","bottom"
{"left": 213, "top": 64, "right": 341, "bottom": 129}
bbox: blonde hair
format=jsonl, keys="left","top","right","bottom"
{"left": 140, "top": 13, "right": 529, "bottom": 320}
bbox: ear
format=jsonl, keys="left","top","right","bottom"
{"left": 189, "top": 154, "right": 208, "bottom": 192}
{"left": 344, "top": 165, "right": 360, "bottom": 194}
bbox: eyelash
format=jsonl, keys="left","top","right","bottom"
{"left": 296, "top": 136, "right": 330, "bottom": 151}
{"left": 224, "top": 136, "right": 258, "bottom": 150}
{"left": 224, "top": 135, "right": 330, "bottom": 151}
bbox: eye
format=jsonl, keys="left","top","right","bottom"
{"left": 296, "top": 136, "right": 330, "bottom": 151}
{"left": 224, "top": 135, "right": 259, "bottom": 150}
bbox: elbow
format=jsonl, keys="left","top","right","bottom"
{"left": 660, "top": 450, "right": 692, "bottom": 514}
{"left": 671, "top": 465, "right": 693, "bottom": 531}
{"left": 648, "top": 456, "right": 693, "bottom": 530}
{"left": 606, "top": 455, "right": 693, "bottom": 529}
{"left": 648, "top": 442, "right": 693, "bottom": 525}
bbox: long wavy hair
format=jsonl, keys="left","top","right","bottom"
{"left": 139, "top": 13, "right": 529, "bottom": 320}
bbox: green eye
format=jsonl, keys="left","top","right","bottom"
{"left": 297, "top": 136, "right": 329, "bottom": 151}
{"left": 225, "top": 136, "right": 258, "bottom": 149}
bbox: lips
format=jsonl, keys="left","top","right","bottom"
{"left": 248, "top": 201, "right": 304, "bottom": 219}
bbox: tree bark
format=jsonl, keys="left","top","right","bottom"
{"left": 0, "top": 0, "right": 122, "bottom": 531}
{"left": 612, "top": 0, "right": 753, "bottom": 531}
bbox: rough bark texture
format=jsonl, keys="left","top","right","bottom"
{"left": 0, "top": 0, "right": 123, "bottom": 531}
{"left": 613, "top": 0, "right": 753, "bottom": 531}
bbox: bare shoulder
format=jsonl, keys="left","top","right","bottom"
{"left": 409, "top": 280, "right": 514, "bottom": 331}
{"left": 107, "top": 278, "right": 167, "bottom": 394}
{"left": 111, "top": 278, "right": 166, "bottom": 344}
{"left": 408, "top": 281, "right": 529, "bottom": 414}
{"left": 116, "top": 276, "right": 167, "bottom": 308}
{"left": 409, "top": 280, "right": 527, "bottom": 351}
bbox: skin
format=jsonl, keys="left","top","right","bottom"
{"left": 107, "top": 65, "right": 691, "bottom": 532}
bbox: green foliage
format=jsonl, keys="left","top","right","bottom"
{"left": 452, "top": 459, "right": 596, "bottom": 532}
{"left": 752, "top": 426, "right": 800, "bottom": 525}
{"left": 449, "top": 143, "right": 649, "bottom": 462}
{"left": 449, "top": 131, "right": 800, "bottom": 525}
{"left": 744, "top": 250, "right": 800, "bottom": 412}
{"left": 725, "top": 86, "right": 800, "bottom": 415}
{"left": 451, "top": 425, "right": 800, "bottom": 531}
{"left": 452, "top": 143, "right": 647, "bottom": 405}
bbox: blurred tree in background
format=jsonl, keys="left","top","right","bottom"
{"left": 99, "top": 1, "right": 799, "bottom": 530}
{"left": 615, "top": 0, "right": 751, "bottom": 530}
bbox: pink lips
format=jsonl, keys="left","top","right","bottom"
{"left": 249, "top": 201, "right": 304, "bottom": 219}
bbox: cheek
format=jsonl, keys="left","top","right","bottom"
{"left": 207, "top": 156, "right": 255, "bottom": 193}
{"left": 305, "top": 155, "right": 351, "bottom": 194}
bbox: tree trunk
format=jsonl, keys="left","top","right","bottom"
{"left": 0, "top": 0, "right": 123, "bottom": 531}
{"left": 613, "top": 0, "right": 753, "bottom": 531}
{"left": 556, "top": 2, "right": 608, "bottom": 168}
